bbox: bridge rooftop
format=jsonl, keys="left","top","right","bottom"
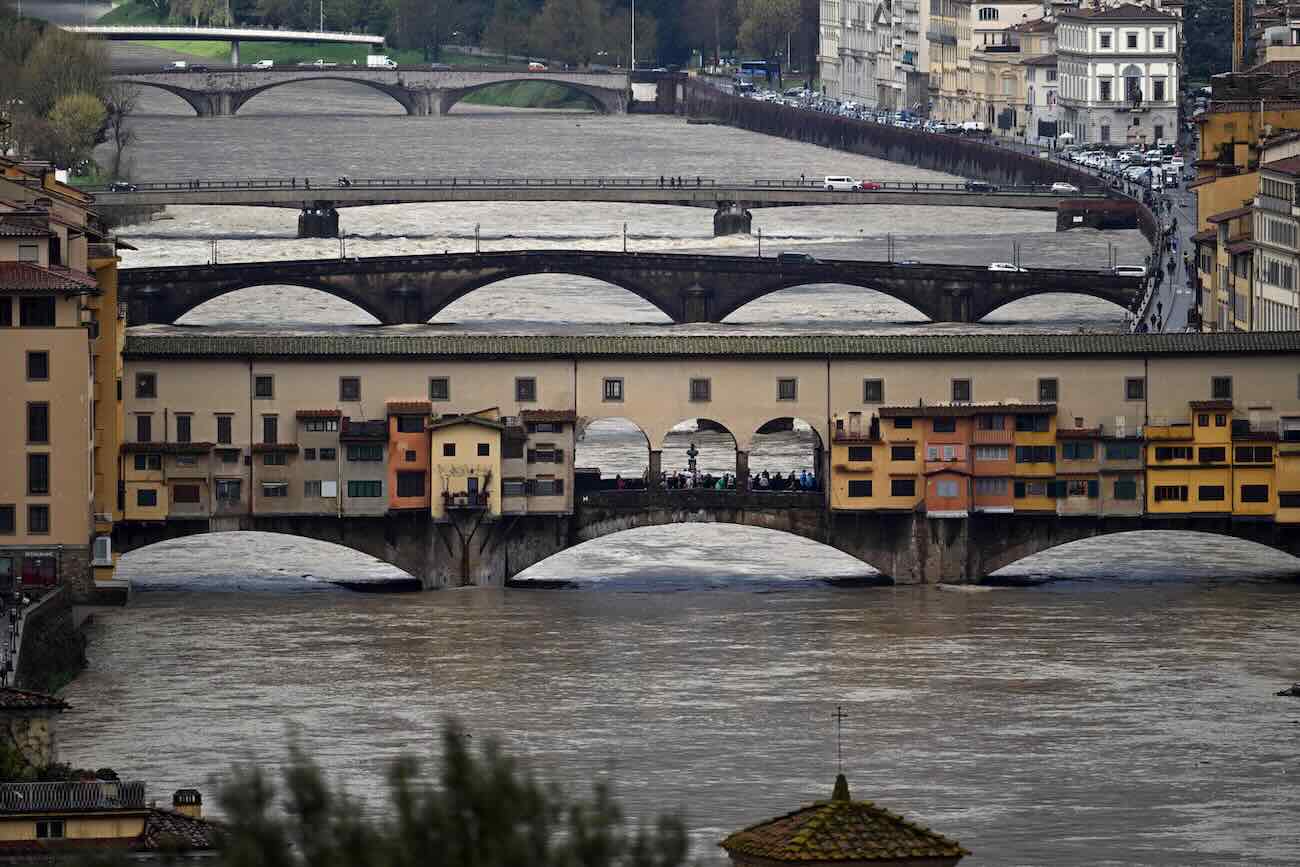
{"left": 65, "top": 25, "right": 385, "bottom": 44}
{"left": 122, "top": 331, "right": 1300, "bottom": 359}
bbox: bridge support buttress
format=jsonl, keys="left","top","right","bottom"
{"left": 713, "top": 202, "right": 752, "bottom": 236}
{"left": 298, "top": 204, "right": 340, "bottom": 238}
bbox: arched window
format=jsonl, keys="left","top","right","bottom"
{"left": 978, "top": 7, "right": 999, "bottom": 20}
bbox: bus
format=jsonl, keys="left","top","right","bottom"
{"left": 735, "top": 60, "right": 781, "bottom": 88}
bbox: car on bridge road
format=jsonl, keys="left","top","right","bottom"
{"left": 251, "top": 59, "right": 274, "bottom": 69}
{"left": 823, "top": 176, "right": 859, "bottom": 191}
{"left": 988, "top": 262, "right": 1028, "bottom": 273}
{"left": 857, "top": 180, "right": 883, "bottom": 190}
{"left": 1050, "top": 182, "right": 1080, "bottom": 194}
{"left": 777, "top": 252, "right": 819, "bottom": 265}
{"left": 107, "top": 181, "right": 138, "bottom": 192}
{"left": 964, "top": 180, "right": 999, "bottom": 193}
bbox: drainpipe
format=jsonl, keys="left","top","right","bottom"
{"left": 248, "top": 358, "right": 254, "bottom": 524}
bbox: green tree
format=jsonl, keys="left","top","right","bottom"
{"left": 1183, "top": 0, "right": 1232, "bottom": 81}
{"left": 484, "top": 0, "right": 532, "bottom": 62}
{"left": 682, "top": 0, "right": 737, "bottom": 66}
{"left": 18, "top": 28, "right": 109, "bottom": 118}
{"left": 77, "top": 720, "right": 691, "bottom": 867}
{"left": 105, "top": 82, "right": 139, "bottom": 180}
{"left": 597, "top": 3, "right": 658, "bottom": 68}
{"left": 46, "top": 92, "right": 106, "bottom": 170}
{"left": 531, "top": 0, "right": 600, "bottom": 66}
{"left": 736, "top": 0, "right": 799, "bottom": 62}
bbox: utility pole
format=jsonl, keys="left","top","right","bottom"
{"left": 320, "top": 0, "right": 324, "bottom": 32}
{"left": 630, "top": 0, "right": 636, "bottom": 71}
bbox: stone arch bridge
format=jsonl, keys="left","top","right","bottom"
{"left": 113, "top": 497, "right": 1300, "bottom": 589}
{"left": 118, "top": 250, "right": 1141, "bottom": 325}
{"left": 110, "top": 67, "right": 630, "bottom": 117}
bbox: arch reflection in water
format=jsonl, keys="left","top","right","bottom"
{"left": 511, "top": 523, "right": 882, "bottom": 590}
{"left": 117, "top": 531, "right": 416, "bottom": 592}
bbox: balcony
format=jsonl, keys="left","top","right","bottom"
{"left": 444, "top": 491, "right": 490, "bottom": 510}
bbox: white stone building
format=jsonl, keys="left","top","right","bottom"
{"left": 973, "top": 0, "right": 1042, "bottom": 48}
{"left": 1056, "top": 3, "right": 1180, "bottom": 146}
{"left": 1253, "top": 156, "right": 1300, "bottom": 330}
{"left": 820, "top": 0, "right": 929, "bottom": 110}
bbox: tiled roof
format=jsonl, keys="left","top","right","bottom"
{"left": 0, "top": 687, "right": 66, "bottom": 711}
{"left": 521, "top": 409, "right": 578, "bottom": 422}
{"left": 1058, "top": 427, "right": 1103, "bottom": 439}
{"left": 879, "top": 402, "right": 1056, "bottom": 418}
{"left": 0, "top": 262, "right": 99, "bottom": 293}
{"left": 1021, "top": 53, "right": 1058, "bottom": 66}
{"left": 0, "top": 214, "right": 53, "bottom": 237}
{"left": 251, "top": 442, "right": 300, "bottom": 453}
{"left": 1060, "top": 3, "right": 1178, "bottom": 19}
{"left": 719, "top": 775, "right": 968, "bottom": 863}
{"left": 429, "top": 414, "right": 505, "bottom": 431}
{"left": 1189, "top": 399, "right": 1234, "bottom": 410}
{"left": 1191, "top": 228, "right": 1217, "bottom": 243}
{"left": 1262, "top": 155, "right": 1300, "bottom": 176}
{"left": 137, "top": 808, "right": 220, "bottom": 851}
{"left": 387, "top": 400, "right": 432, "bottom": 413}
{"left": 1206, "top": 206, "right": 1253, "bottom": 223}
{"left": 123, "top": 332, "right": 1300, "bottom": 359}
{"left": 296, "top": 409, "right": 342, "bottom": 419}
{"left": 1226, "top": 240, "right": 1254, "bottom": 255}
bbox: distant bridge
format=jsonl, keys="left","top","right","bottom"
{"left": 106, "top": 67, "right": 631, "bottom": 116}
{"left": 117, "top": 249, "right": 1142, "bottom": 325}
{"left": 89, "top": 176, "right": 1102, "bottom": 237}
{"left": 66, "top": 24, "right": 383, "bottom": 66}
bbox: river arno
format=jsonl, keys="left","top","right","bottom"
{"left": 56, "top": 77, "right": 1300, "bottom": 865}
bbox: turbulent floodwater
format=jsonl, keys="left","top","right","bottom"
{"left": 52, "top": 75, "right": 1300, "bottom": 866}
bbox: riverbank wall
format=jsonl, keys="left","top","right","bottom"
{"left": 14, "top": 589, "right": 86, "bottom": 695}
{"left": 678, "top": 81, "right": 1100, "bottom": 191}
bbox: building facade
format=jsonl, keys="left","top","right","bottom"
{"left": 1253, "top": 156, "right": 1300, "bottom": 330}
{"left": 0, "top": 160, "right": 123, "bottom": 598}
{"left": 1057, "top": 4, "right": 1180, "bottom": 146}
{"left": 927, "top": 0, "right": 973, "bottom": 120}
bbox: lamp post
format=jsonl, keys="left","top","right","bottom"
{"left": 630, "top": 0, "right": 635, "bottom": 71}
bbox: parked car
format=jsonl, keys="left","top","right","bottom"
{"left": 190, "top": 64, "right": 209, "bottom": 72}
{"left": 823, "top": 175, "right": 859, "bottom": 191}
{"left": 528, "top": 61, "right": 548, "bottom": 72}
{"left": 107, "top": 181, "right": 138, "bottom": 192}
{"left": 965, "top": 180, "right": 999, "bottom": 193}
{"left": 1050, "top": 182, "right": 1080, "bottom": 194}
{"left": 777, "top": 252, "right": 819, "bottom": 264}
{"left": 988, "top": 262, "right": 1028, "bottom": 273}
{"left": 1113, "top": 265, "right": 1147, "bottom": 278}
{"left": 250, "top": 59, "right": 273, "bottom": 69}
{"left": 430, "top": 63, "right": 452, "bottom": 70}
{"left": 857, "top": 180, "right": 883, "bottom": 190}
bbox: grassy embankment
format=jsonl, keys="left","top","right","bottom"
{"left": 98, "top": 2, "right": 596, "bottom": 109}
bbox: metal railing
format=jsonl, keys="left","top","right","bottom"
{"left": 0, "top": 781, "right": 146, "bottom": 813}
{"left": 443, "top": 491, "right": 490, "bottom": 509}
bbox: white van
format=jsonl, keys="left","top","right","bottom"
{"left": 1113, "top": 265, "right": 1147, "bottom": 278}
{"left": 823, "top": 175, "right": 858, "bottom": 191}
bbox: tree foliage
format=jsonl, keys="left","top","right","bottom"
{"left": 1183, "top": 0, "right": 1232, "bottom": 82}
{"left": 80, "top": 720, "right": 692, "bottom": 867}
{"left": 736, "top": 0, "right": 799, "bottom": 61}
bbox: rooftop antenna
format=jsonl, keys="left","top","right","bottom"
{"left": 833, "top": 704, "right": 848, "bottom": 775}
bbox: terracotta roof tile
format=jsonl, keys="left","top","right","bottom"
{"left": 429, "top": 414, "right": 505, "bottom": 432}
{"left": 1206, "top": 206, "right": 1253, "bottom": 223}
{"left": 123, "top": 332, "right": 1300, "bottom": 359}
{"left": 296, "top": 409, "right": 342, "bottom": 419}
{"left": 137, "top": 808, "right": 221, "bottom": 851}
{"left": 0, "top": 687, "right": 66, "bottom": 711}
{"left": 879, "top": 402, "right": 1055, "bottom": 418}
{"left": 121, "top": 442, "right": 214, "bottom": 454}
{"left": 251, "top": 443, "right": 300, "bottom": 454}
{"left": 521, "top": 409, "right": 577, "bottom": 422}
{"left": 0, "top": 262, "right": 99, "bottom": 293}
{"left": 387, "top": 400, "right": 433, "bottom": 413}
{"left": 1189, "top": 399, "right": 1234, "bottom": 410}
{"left": 0, "top": 215, "right": 53, "bottom": 237}
{"left": 1262, "top": 154, "right": 1300, "bottom": 176}
{"left": 1060, "top": 3, "right": 1178, "bottom": 20}
{"left": 1191, "top": 228, "right": 1217, "bottom": 243}
{"left": 720, "top": 776, "right": 968, "bottom": 863}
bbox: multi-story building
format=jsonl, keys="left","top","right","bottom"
{"left": 0, "top": 160, "right": 123, "bottom": 597}
{"left": 927, "top": 0, "right": 974, "bottom": 120}
{"left": 1253, "top": 155, "right": 1300, "bottom": 329}
{"left": 1057, "top": 3, "right": 1180, "bottom": 146}
{"left": 973, "top": 0, "right": 1041, "bottom": 49}
{"left": 821, "top": 0, "right": 929, "bottom": 110}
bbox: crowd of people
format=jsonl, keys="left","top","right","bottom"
{"left": 609, "top": 469, "right": 821, "bottom": 492}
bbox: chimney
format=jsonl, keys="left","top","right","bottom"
{"left": 172, "top": 788, "right": 202, "bottom": 818}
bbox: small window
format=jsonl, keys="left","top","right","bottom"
{"left": 27, "top": 454, "right": 49, "bottom": 496}
{"left": 1125, "top": 31, "right": 1137, "bottom": 49}
{"left": 304, "top": 448, "right": 317, "bottom": 461}
{"left": 932, "top": 417, "right": 956, "bottom": 433}
{"left": 397, "top": 471, "right": 426, "bottom": 498}
{"left": 1241, "top": 484, "right": 1270, "bottom": 503}
{"left": 173, "top": 484, "right": 200, "bottom": 504}
{"left": 339, "top": 377, "right": 361, "bottom": 401}
{"left": 261, "top": 482, "right": 289, "bottom": 498}
{"left": 1038, "top": 378, "right": 1059, "bottom": 402}
{"left": 847, "top": 446, "right": 872, "bottom": 462}
{"left": 847, "top": 479, "right": 872, "bottom": 497}
{"left": 0, "top": 506, "right": 12, "bottom": 535}
{"left": 863, "top": 378, "right": 884, "bottom": 403}
{"left": 134, "top": 454, "right": 162, "bottom": 471}
{"left": 891, "top": 478, "right": 916, "bottom": 497}
{"left": 136, "top": 489, "right": 158, "bottom": 507}
{"left": 1211, "top": 376, "right": 1232, "bottom": 400}
{"left": 1113, "top": 479, "right": 1138, "bottom": 500}
{"left": 135, "top": 414, "right": 152, "bottom": 443}
{"left": 347, "top": 480, "right": 383, "bottom": 498}
{"left": 1197, "top": 414, "right": 1210, "bottom": 427}
{"left": 397, "top": 415, "right": 424, "bottom": 433}
{"left": 502, "top": 478, "right": 527, "bottom": 497}
{"left": 35, "top": 820, "right": 63, "bottom": 840}
{"left": 1154, "top": 485, "right": 1189, "bottom": 503}
{"left": 1198, "top": 485, "right": 1225, "bottom": 502}
{"left": 1279, "top": 491, "right": 1300, "bottom": 508}
{"left": 1153, "top": 32, "right": 1165, "bottom": 49}
{"left": 603, "top": 377, "right": 624, "bottom": 402}
{"left": 215, "top": 479, "right": 242, "bottom": 501}
{"left": 135, "top": 372, "right": 157, "bottom": 399}
{"left": 1125, "top": 377, "right": 1145, "bottom": 400}
{"left": 263, "top": 452, "right": 287, "bottom": 466}
{"left": 1105, "top": 442, "right": 1141, "bottom": 461}
{"left": 1198, "top": 447, "right": 1226, "bottom": 463}
{"left": 690, "top": 378, "right": 711, "bottom": 402}
{"left": 175, "top": 414, "right": 192, "bottom": 443}
{"left": 893, "top": 417, "right": 912, "bottom": 429}
{"left": 1215, "top": 414, "right": 1227, "bottom": 427}
{"left": 515, "top": 377, "right": 537, "bottom": 403}
{"left": 19, "top": 297, "right": 55, "bottom": 327}
{"left": 777, "top": 378, "right": 798, "bottom": 401}
{"left": 429, "top": 377, "right": 450, "bottom": 401}
{"left": 27, "top": 403, "right": 49, "bottom": 444}
{"left": 217, "top": 415, "right": 232, "bottom": 444}
{"left": 26, "top": 351, "right": 49, "bottom": 381}
{"left": 320, "top": 447, "right": 337, "bottom": 461}
{"left": 405, "top": 450, "right": 417, "bottom": 462}
{"left": 951, "top": 379, "right": 971, "bottom": 402}
{"left": 1100, "top": 32, "right": 1112, "bottom": 49}
{"left": 254, "top": 375, "right": 274, "bottom": 399}
{"left": 27, "top": 505, "right": 49, "bottom": 534}
{"left": 477, "top": 443, "right": 490, "bottom": 457}
{"left": 890, "top": 445, "right": 916, "bottom": 461}
{"left": 262, "top": 415, "right": 278, "bottom": 444}
{"left": 443, "top": 443, "right": 456, "bottom": 457}
{"left": 0, "top": 298, "right": 10, "bottom": 327}
{"left": 305, "top": 480, "right": 323, "bottom": 498}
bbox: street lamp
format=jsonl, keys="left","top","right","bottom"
{"left": 630, "top": 0, "right": 635, "bottom": 71}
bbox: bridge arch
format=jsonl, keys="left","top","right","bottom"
{"left": 722, "top": 281, "right": 934, "bottom": 324}
{"left": 576, "top": 416, "right": 652, "bottom": 488}
{"left": 717, "top": 277, "right": 945, "bottom": 323}
{"left": 440, "top": 78, "right": 615, "bottom": 115}
{"left": 117, "top": 80, "right": 216, "bottom": 117}
{"left": 232, "top": 76, "right": 417, "bottom": 115}
{"left": 133, "top": 277, "right": 392, "bottom": 327}
{"left": 434, "top": 273, "right": 672, "bottom": 325}
{"left": 974, "top": 287, "right": 1135, "bottom": 322}
{"left": 661, "top": 417, "right": 740, "bottom": 483}
{"left": 424, "top": 268, "right": 681, "bottom": 324}
{"left": 749, "top": 416, "right": 825, "bottom": 489}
